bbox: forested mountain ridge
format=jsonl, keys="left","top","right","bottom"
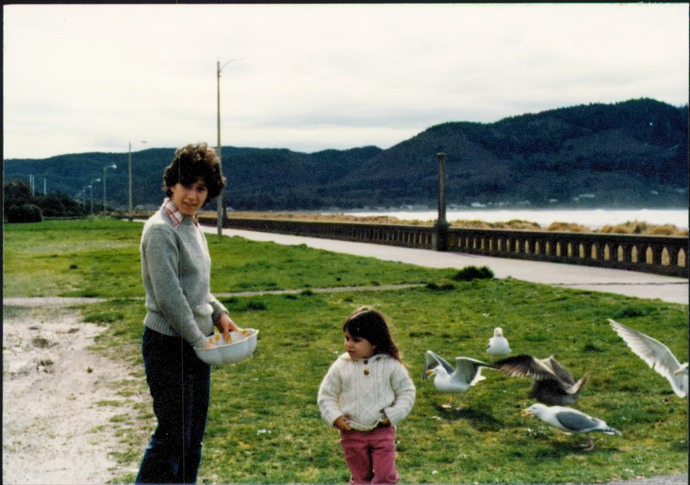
{"left": 4, "top": 98, "right": 687, "bottom": 211}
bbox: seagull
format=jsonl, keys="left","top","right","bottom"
{"left": 609, "top": 319, "right": 688, "bottom": 398}
{"left": 494, "top": 354, "right": 588, "bottom": 405}
{"left": 522, "top": 403, "right": 622, "bottom": 450}
{"left": 487, "top": 327, "right": 511, "bottom": 357}
{"left": 423, "top": 350, "right": 496, "bottom": 410}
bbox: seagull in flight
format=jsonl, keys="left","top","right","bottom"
{"left": 522, "top": 403, "right": 622, "bottom": 450}
{"left": 609, "top": 319, "right": 688, "bottom": 398}
{"left": 495, "top": 354, "right": 588, "bottom": 405}
{"left": 487, "top": 327, "right": 511, "bottom": 357}
{"left": 423, "top": 350, "right": 496, "bottom": 410}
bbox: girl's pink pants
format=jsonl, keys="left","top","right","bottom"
{"left": 340, "top": 426, "right": 399, "bottom": 484}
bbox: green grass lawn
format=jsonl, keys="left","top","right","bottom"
{"left": 4, "top": 218, "right": 688, "bottom": 484}
{"left": 3, "top": 219, "right": 459, "bottom": 298}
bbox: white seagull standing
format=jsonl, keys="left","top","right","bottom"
{"left": 423, "top": 350, "right": 496, "bottom": 410}
{"left": 609, "top": 319, "right": 688, "bottom": 398}
{"left": 487, "top": 327, "right": 511, "bottom": 357}
{"left": 522, "top": 403, "right": 622, "bottom": 450}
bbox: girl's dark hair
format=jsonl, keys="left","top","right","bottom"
{"left": 343, "top": 306, "right": 400, "bottom": 361}
{"left": 163, "top": 142, "right": 226, "bottom": 201}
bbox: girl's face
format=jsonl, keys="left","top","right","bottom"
{"left": 170, "top": 177, "right": 208, "bottom": 216}
{"left": 344, "top": 330, "right": 376, "bottom": 360}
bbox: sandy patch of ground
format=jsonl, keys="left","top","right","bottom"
{"left": 2, "top": 299, "right": 143, "bottom": 484}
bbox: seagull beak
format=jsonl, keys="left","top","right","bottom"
{"left": 521, "top": 409, "right": 532, "bottom": 417}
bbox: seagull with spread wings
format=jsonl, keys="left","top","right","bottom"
{"left": 423, "top": 350, "right": 496, "bottom": 410}
{"left": 609, "top": 319, "right": 688, "bottom": 398}
{"left": 494, "top": 354, "right": 588, "bottom": 405}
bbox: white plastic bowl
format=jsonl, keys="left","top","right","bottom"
{"left": 194, "top": 328, "right": 259, "bottom": 366}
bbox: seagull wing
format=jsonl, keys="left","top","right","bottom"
{"left": 424, "top": 350, "right": 454, "bottom": 380}
{"left": 495, "top": 354, "right": 556, "bottom": 381}
{"left": 609, "top": 319, "right": 687, "bottom": 397}
{"left": 553, "top": 408, "right": 600, "bottom": 434}
{"left": 553, "top": 407, "right": 621, "bottom": 436}
{"left": 451, "top": 357, "right": 495, "bottom": 387}
{"left": 541, "top": 356, "right": 577, "bottom": 386}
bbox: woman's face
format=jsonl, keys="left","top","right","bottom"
{"left": 170, "top": 177, "right": 208, "bottom": 217}
{"left": 344, "top": 330, "right": 376, "bottom": 360}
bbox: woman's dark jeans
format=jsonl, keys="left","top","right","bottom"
{"left": 136, "top": 327, "right": 211, "bottom": 484}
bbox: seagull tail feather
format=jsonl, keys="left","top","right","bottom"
{"left": 603, "top": 426, "right": 622, "bottom": 436}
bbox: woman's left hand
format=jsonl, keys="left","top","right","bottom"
{"left": 215, "top": 313, "right": 240, "bottom": 341}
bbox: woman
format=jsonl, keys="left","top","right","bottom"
{"left": 136, "top": 142, "right": 239, "bottom": 484}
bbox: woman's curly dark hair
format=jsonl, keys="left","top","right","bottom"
{"left": 162, "top": 142, "right": 226, "bottom": 201}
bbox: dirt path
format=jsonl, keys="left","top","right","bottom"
{"left": 2, "top": 299, "right": 142, "bottom": 484}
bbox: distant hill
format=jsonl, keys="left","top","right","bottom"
{"left": 4, "top": 98, "right": 687, "bottom": 211}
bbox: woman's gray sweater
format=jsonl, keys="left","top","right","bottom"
{"left": 140, "top": 203, "right": 228, "bottom": 349}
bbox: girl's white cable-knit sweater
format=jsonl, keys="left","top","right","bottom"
{"left": 318, "top": 353, "right": 416, "bottom": 429}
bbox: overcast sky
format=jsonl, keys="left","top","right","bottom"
{"left": 3, "top": 3, "right": 688, "bottom": 160}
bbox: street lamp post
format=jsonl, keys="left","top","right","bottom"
{"left": 434, "top": 152, "right": 449, "bottom": 251}
{"left": 216, "top": 58, "right": 241, "bottom": 239}
{"left": 128, "top": 140, "right": 147, "bottom": 222}
{"left": 103, "top": 164, "right": 117, "bottom": 213}
{"left": 89, "top": 178, "right": 101, "bottom": 216}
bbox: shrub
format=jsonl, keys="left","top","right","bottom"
{"left": 425, "top": 282, "right": 456, "bottom": 291}
{"left": 649, "top": 224, "right": 684, "bottom": 236}
{"left": 37, "top": 192, "right": 84, "bottom": 218}
{"left": 547, "top": 221, "right": 590, "bottom": 232}
{"left": 6, "top": 204, "right": 43, "bottom": 223}
{"left": 452, "top": 265, "right": 494, "bottom": 281}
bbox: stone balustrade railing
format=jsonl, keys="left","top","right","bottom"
{"left": 446, "top": 227, "right": 688, "bottom": 277}
{"left": 197, "top": 216, "right": 688, "bottom": 278}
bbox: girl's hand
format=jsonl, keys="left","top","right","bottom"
{"left": 215, "top": 313, "right": 240, "bottom": 341}
{"left": 333, "top": 415, "right": 352, "bottom": 432}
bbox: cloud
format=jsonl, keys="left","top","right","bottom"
{"left": 3, "top": 3, "right": 688, "bottom": 159}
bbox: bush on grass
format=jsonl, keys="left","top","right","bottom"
{"left": 452, "top": 265, "right": 494, "bottom": 281}
{"left": 6, "top": 204, "right": 43, "bottom": 223}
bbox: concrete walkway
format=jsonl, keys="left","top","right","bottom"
{"left": 201, "top": 226, "right": 688, "bottom": 305}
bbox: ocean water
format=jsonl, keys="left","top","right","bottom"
{"left": 341, "top": 208, "right": 689, "bottom": 230}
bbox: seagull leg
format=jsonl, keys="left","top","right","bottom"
{"left": 441, "top": 394, "right": 455, "bottom": 409}
{"left": 451, "top": 394, "right": 466, "bottom": 411}
{"left": 581, "top": 435, "right": 595, "bottom": 451}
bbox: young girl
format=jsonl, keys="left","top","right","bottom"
{"left": 318, "top": 306, "right": 416, "bottom": 485}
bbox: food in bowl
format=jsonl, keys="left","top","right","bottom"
{"left": 195, "top": 328, "right": 259, "bottom": 366}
